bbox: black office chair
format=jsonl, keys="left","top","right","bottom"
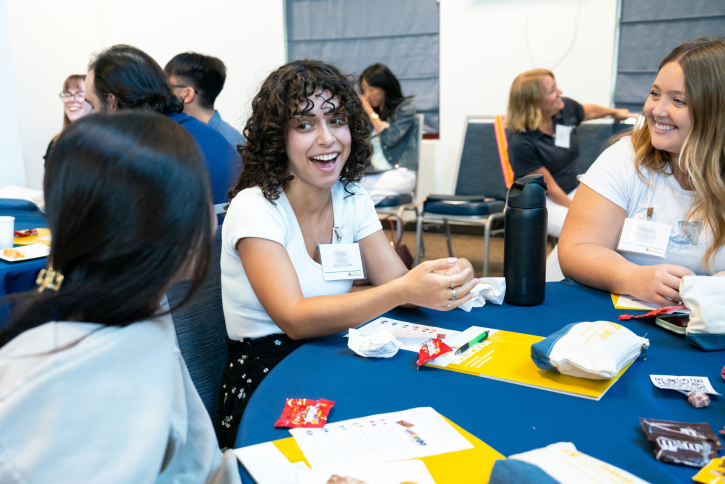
{"left": 415, "top": 116, "right": 509, "bottom": 276}
{"left": 167, "top": 227, "right": 228, "bottom": 429}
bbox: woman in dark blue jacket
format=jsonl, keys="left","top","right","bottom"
{"left": 359, "top": 64, "right": 419, "bottom": 205}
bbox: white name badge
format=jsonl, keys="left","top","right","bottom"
{"left": 318, "top": 243, "right": 366, "bottom": 281}
{"left": 554, "top": 124, "right": 574, "bottom": 149}
{"left": 617, "top": 218, "right": 671, "bottom": 258}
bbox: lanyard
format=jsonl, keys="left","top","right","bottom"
{"left": 645, "top": 173, "right": 657, "bottom": 221}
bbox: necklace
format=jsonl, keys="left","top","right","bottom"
{"left": 289, "top": 191, "right": 332, "bottom": 248}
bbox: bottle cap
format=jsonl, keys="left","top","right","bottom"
{"left": 506, "top": 174, "right": 548, "bottom": 209}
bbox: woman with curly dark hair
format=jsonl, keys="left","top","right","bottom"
{"left": 218, "top": 60, "right": 477, "bottom": 446}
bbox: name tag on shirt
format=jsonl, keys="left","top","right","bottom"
{"left": 617, "top": 218, "right": 671, "bottom": 258}
{"left": 554, "top": 124, "right": 574, "bottom": 149}
{"left": 318, "top": 243, "right": 366, "bottom": 281}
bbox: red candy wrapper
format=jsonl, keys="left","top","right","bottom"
{"left": 274, "top": 398, "right": 335, "bottom": 428}
{"left": 618, "top": 305, "right": 686, "bottom": 321}
{"left": 13, "top": 229, "right": 37, "bottom": 238}
{"left": 417, "top": 338, "right": 453, "bottom": 369}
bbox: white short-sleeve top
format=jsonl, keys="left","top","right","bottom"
{"left": 579, "top": 136, "right": 725, "bottom": 274}
{"left": 221, "top": 181, "right": 383, "bottom": 340}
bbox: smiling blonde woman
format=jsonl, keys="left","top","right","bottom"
{"left": 558, "top": 38, "right": 725, "bottom": 306}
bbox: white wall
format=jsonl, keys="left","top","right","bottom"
{"left": 433, "top": 0, "right": 618, "bottom": 195}
{"left": 3, "top": 0, "right": 286, "bottom": 190}
{"left": 0, "top": 0, "right": 25, "bottom": 187}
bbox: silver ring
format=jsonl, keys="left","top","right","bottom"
{"left": 446, "top": 300, "right": 452, "bottom": 308}
{"left": 451, "top": 288, "right": 457, "bottom": 301}
{"left": 445, "top": 272, "right": 455, "bottom": 289}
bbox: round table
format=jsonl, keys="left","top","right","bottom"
{"left": 234, "top": 280, "right": 725, "bottom": 483}
{"left": 0, "top": 208, "right": 48, "bottom": 325}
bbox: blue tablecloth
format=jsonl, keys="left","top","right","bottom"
{"left": 234, "top": 280, "right": 725, "bottom": 483}
{"left": 0, "top": 209, "right": 48, "bottom": 324}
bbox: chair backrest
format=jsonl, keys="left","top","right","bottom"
{"left": 413, "top": 113, "right": 425, "bottom": 197}
{"left": 453, "top": 116, "right": 510, "bottom": 200}
{"left": 167, "top": 228, "right": 228, "bottom": 426}
{"left": 576, "top": 122, "right": 632, "bottom": 174}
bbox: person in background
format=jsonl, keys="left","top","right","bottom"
{"left": 219, "top": 60, "right": 477, "bottom": 447}
{"left": 358, "top": 63, "right": 418, "bottom": 205}
{"left": 44, "top": 74, "right": 92, "bottom": 166}
{"left": 559, "top": 38, "right": 725, "bottom": 306}
{"left": 506, "top": 69, "right": 636, "bottom": 280}
{"left": 165, "top": 52, "right": 245, "bottom": 148}
{"left": 0, "top": 111, "right": 240, "bottom": 484}
{"left": 84, "top": 45, "right": 241, "bottom": 205}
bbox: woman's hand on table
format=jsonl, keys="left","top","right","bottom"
{"left": 399, "top": 257, "right": 479, "bottom": 310}
{"left": 628, "top": 264, "right": 695, "bottom": 306}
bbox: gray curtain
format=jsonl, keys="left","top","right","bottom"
{"left": 286, "top": 0, "right": 440, "bottom": 133}
{"left": 614, "top": 0, "right": 725, "bottom": 112}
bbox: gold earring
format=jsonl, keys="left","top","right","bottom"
{"left": 36, "top": 261, "right": 64, "bottom": 292}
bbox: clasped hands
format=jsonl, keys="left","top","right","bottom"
{"left": 399, "top": 257, "right": 479, "bottom": 310}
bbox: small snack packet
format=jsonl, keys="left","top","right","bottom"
{"left": 274, "top": 398, "right": 335, "bottom": 429}
{"left": 417, "top": 338, "right": 453, "bottom": 369}
{"left": 13, "top": 229, "right": 37, "bottom": 237}
{"left": 688, "top": 391, "right": 711, "bottom": 408}
{"left": 640, "top": 418, "right": 720, "bottom": 467}
{"left": 693, "top": 456, "right": 725, "bottom": 483}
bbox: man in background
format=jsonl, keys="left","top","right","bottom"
{"left": 85, "top": 45, "right": 241, "bottom": 206}
{"left": 165, "top": 53, "right": 245, "bottom": 149}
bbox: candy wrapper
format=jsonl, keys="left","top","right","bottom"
{"left": 274, "top": 398, "right": 335, "bottom": 429}
{"left": 688, "top": 391, "right": 711, "bottom": 408}
{"left": 618, "top": 305, "right": 686, "bottom": 321}
{"left": 417, "top": 338, "right": 453, "bottom": 369}
{"left": 640, "top": 418, "right": 721, "bottom": 467}
{"left": 13, "top": 229, "right": 37, "bottom": 237}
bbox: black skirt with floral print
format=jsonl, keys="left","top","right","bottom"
{"left": 217, "top": 333, "right": 305, "bottom": 448}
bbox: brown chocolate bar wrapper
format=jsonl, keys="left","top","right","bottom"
{"left": 640, "top": 418, "right": 720, "bottom": 467}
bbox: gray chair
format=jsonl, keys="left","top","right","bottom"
{"left": 415, "top": 116, "right": 507, "bottom": 276}
{"left": 576, "top": 122, "right": 632, "bottom": 173}
{"left": 167, "top": 227, "right": 228, "bottom": 427}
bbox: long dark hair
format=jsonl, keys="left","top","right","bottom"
{"left": 359, "top": 63, "right": 409, "bottom": 121}
{"left": 89, "top": 45, "right": 183, "bottom": 115}
{"left": 0, "top": 111, "right": 213, "bottom": 348}
{"left": 229, "top": 59, "right": 372, "bottom": 203}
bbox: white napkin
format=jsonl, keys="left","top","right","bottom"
{"left": 458, "top": 277, "right": 506, "bottom": 312}
{"left": 347, "top": 326, "right": 402, "bottom": 358}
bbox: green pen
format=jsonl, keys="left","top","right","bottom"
{"left": 454, "top": 331, "right": 489, "bottom": 356}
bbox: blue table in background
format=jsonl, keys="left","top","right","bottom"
{"left": 235, "top": 280, "right": 725, "bottom": 483}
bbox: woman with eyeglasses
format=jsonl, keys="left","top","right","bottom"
{"left": 44, "top": 75, "right": 92, "bottom": 166}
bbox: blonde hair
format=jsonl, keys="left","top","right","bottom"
{"left": 506, "top": 69, "right": 555, "bottom": 133}
{"left": 629, "top": 38, "right": 725, "bottom": 272}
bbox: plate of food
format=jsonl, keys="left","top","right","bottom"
{"left": 0, "top": 243, "right": 50, "bottom": 262}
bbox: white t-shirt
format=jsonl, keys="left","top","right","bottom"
{"left": 221, "top": 181, "right": 383, "bottom": 340}
{"left": 579, "top": 136, "right": 725, "bottom": 274}
{"left": 0, "top": 315, "right": 240, "bottom": 484}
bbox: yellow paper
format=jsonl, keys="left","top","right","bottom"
{"left": 13, "top": 228, "right": 51, "bottom": 247}
{"left": 693, "top": 457, "right": 725, "bottom": 484}
{"left": 265, "top": 416, "right": 504, "bottom": 484}
{"left": 426, "top": 330, "right": 632, "bottom": 400}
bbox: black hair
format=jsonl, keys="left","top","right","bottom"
{"left": 0, "top": 111, "right": 213, "bottom": 348}
{"left": 359, "top": 63, "right": 409, "bottom": 121}
{"left": 88, "top": 45, "right": 183, "bottom": 115}
{"left": 164, "top": 52, "right": 226, "bottom": 110}
{"left": 229, "top": 59, "right": 372, "bottom": 203}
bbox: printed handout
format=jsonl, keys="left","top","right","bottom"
{"left": 650, "top": 375, "right": 721, "bottom": 395}
{"left": 350, "top": 318, "right": 459, "bottom": 352}
{"left": 295, "top": 460, "right": 435, "bottom": 484}
{"left": 289, "top": 407, "right": 473, "bottom": 469}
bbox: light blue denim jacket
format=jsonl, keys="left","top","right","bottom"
{"left": 380, "top": 98, "right": 419, "bottom": 171}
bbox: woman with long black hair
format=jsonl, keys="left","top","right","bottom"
{"left": 0, "top": 111, "right": 240, "bottom": 483}
{"left": 358, "top": 63, "right": 419, "bottom": 204}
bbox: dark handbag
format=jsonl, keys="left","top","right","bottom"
{"left": 382, "top": 214, "right": 413, "bottom": 269}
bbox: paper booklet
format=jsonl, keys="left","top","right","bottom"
{"left": 611, "top": 293, "right": 666, "bottom": 311}
{"left": 235, "top": 408, "right": 504, "bottom": 484}
{"left": 425, "top": 326, "right": 633, "bottom": 401}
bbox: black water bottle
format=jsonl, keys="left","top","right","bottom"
{"left": 504, "top": 174, "right": 548, "bottom": 306}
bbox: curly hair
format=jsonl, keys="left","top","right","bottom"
{"left": 229, "top": 60, "right": 372, "bottom": 202}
